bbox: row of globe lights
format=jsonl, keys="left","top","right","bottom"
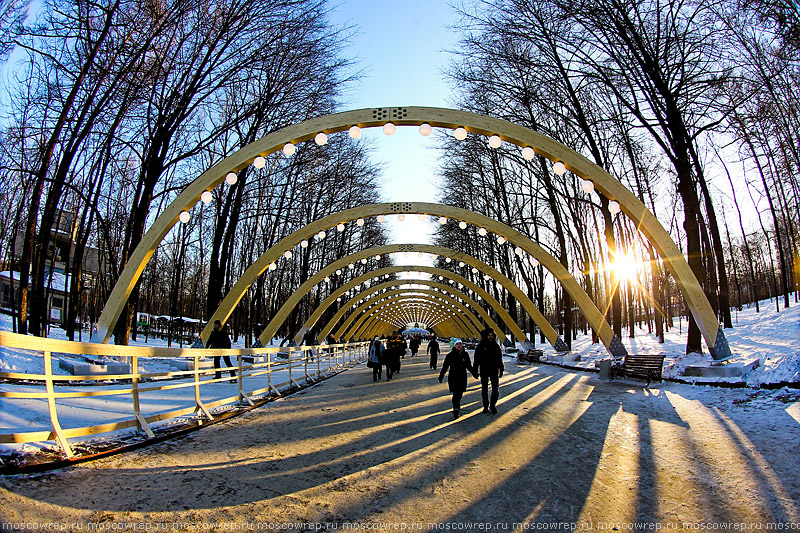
{"left": 178, "top": 123, "right": 621, "bottom": 224}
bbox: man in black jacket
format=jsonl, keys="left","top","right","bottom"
{"left": 206, "top": 320, "right": 236, "bottom": 381}
{"left": 472, "top": 327, "right": 504, "bottom": 414}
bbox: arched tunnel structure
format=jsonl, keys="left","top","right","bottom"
{"left": 93, "top": 106, "right": 732, "bottom": 360}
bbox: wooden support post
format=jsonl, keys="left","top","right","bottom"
{"left": 43, "top": 351, "right": 74, "bottom": 458}
{"left": 193, "top": 354, "right": 213, "bottom": 421}
{"left": 237, "top": 354, "right": 253, "bottom": 406}
{"left": 131, "top": 355, "right": 155, "bottom": 438}
{"left": 288, "top": 348, "right": 300, "bottom": 387}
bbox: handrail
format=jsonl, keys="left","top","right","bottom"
{"left": 0, "top": 331, "right": 369, "bottom": 457}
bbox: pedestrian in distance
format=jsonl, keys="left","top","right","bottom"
{"left": 385, "top": 331, "right": 404, "bottom": 379}
{"left": 409, "top": 336, "right": 420, "bottom": 357}
{"left": 427, "top": 336, "right": 440, "bottom": 369}
{"left": 206, "top": 320, "right": 236, "bottom": 382}
{"left": 368, "top": 336, "right": 384, "bottom": 382}
{"left": 473, "top": 327, "right": 504, "bottom": 414}
{"left": 438, "top": 338, "right": 475, "bottom": 419}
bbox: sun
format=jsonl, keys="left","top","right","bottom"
{"left": 613, "top": 252, "right": 640, "bottom": 282}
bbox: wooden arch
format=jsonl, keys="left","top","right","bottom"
{"left": 293, "top": 265, "right": 532, "bottom": 346}
{"left": 339, "top": 292, "right": 480, "bottom": 340}
{"left": 254, "top": 243, "right": 568, "bottom": 351}
{"left": 347, "top": 296, "right": 475, "bottom": 340}
{"left": 325, "top": 283, "right": 502, "bottom": 342}
{"left": 363, "top": 299, "right": 454, "bottom": 335}
{"left": 94, "top": 106, "right": 729, "bottom": 359}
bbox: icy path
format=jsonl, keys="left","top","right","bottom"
{"left": 1, "top": 357, "right": 799, "bottom": 530}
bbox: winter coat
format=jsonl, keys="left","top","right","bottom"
{"left": 385, "top": 336, "right": 404, "bottom": 371}
{"left": 427, "top": 339, "right": 440, "bottom": 355}
{"left": 473, "top": 337, "right": 504, "bottom": 377}
{"left": 206, "top": 329, "right": 231, "bottom": 349}
{"left": 409, "top": 337, "right": 420, "bottom": 352}
{"left": 439, "top": 347, "right": 474, "bottom": 393}
{"left": 369, "top": 341, "right": 384, "bottom": 364}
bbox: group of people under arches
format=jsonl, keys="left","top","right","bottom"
{"left": 368, "top": 327, "right": 505, "bottom": 419}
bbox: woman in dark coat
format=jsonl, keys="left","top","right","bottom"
{"left": 438, "top": 338, "right": 475, "bottom": 419}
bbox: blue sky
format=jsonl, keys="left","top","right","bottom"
{"left": 328, "top": 0, "right": 463, "bottom": 248}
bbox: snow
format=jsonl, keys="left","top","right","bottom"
{"left": 0, "top": 295, "right": 797, "bottom": 458}
{"left": 525, "top": 294, "right": 800, "bottom": 387}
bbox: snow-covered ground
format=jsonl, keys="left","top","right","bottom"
{"left": 539, "top": 294, "right": 800, "bottom": 387}
{"left": 0, "top": 296, "right": 797, "bottom": 458}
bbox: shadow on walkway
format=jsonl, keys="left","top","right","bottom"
{"left": 1, "top": 357, "right": 798, "bottom": 527}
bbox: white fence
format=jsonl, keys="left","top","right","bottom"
{"left": 0, "top": 331, "right": 368, "bottom": 458}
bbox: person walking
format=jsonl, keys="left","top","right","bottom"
{"left": 438, "top": 338, "right": 475, "bottom": 419}
{"left": 409, "top": 336, "right": 420, "bottom": 357}
{"left": 206, "top": 320, "right": 236, "bottom": 381}
{"left": 384, "top": 331, "right": 404, "bottom": 380}
{"left": 368, "top": 336, "right": 384, "bottom": 382}
{"left": 473, "top": 327, "right": 504, "bottom": 414}
{"left": 427, "top": 336, "right": 440, "bottom": 369}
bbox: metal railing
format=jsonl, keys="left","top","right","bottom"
{"left": 0, "top": 331, "right": 368, "bottom": 457}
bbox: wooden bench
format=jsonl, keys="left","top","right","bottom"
{"left": 610, "top": 354, "right": 665, "bottom": 387}
{"left": 518, "top": 349, "right": 543, "bottom": 364}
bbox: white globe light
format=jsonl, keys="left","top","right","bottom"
{"left": 478, "top": 227, "right": 487, "bottom": 236}
{"left": 361, "top": 258, "right": 367, "bottom": 264}
{"left": 284, "top": 250, "right": 292, "bottom": 259}
{"left": 398, "top": 214, "right": 405, "bottom": 221}
{"left": 253, "top": 156, "right": 266, "bottom": 169}
{"left": 337, "top": 223, "right": 345, "bottom": 232}
{"left": 348, "top": 125, "right": 362, "bottom": 138}
{"left": 531, "top": 258, "right": 540, "bottom": 267}
{"left": 383, "top": 122, "right": 396, "bottom": 135}
{"left": 418, "top": 214, "right": 426, "bottom": 222}
{"left": 438, "top": 216, "right": 447, "bottom": 225}
{"left": 300, "top": 240, "right": 308, "bottom": 248}
{"left": 377, "top": 214, "right": 385, "bottom": 222}
{"left": 488, "top": 135, "right": 502, "bottom": 148}
{"left": 403, "top": 252, "right": 409, "bottom": 257}
{"left": 515, "top": 247, "right": 523, "bottom": 256}
{"left": 459, "top": 221, "right": 467, "bottom": 230}
{"left": 582, "top": 180, "right": 595, "bottom": 194}
{"left": 453, "top": 127, "right": 467, "bottom": 140}
{"left": 497, "top": 236, "right": 506, "bottom": 245}
{"left": 179, "top": 211, "right": 190, "bottom": 224}
{"left": 522, "top": 147, "right": 535, "bottom": 160}
{"left": 348, "top": 263, "right": 354, "bottom": 269}
{"left": 484, "top": 274, "right": 490, "bottom": 280}
{"left": 268, "top": 262, "right": 276, "bottom": 271}
{"left": 445, "top": 257, "right": 452, "bottom": 263}
{"left": 609, "top": 200, "right": 621, "bottom": 214}
{"left": 356, "top": 218, "right": 364, "bottom": 226}
{"left": 472, "top": 267, "right": 478, "bottom": 273}
{"left": 282, "top": 143, "right": 296, "bottom": 156}
{"left": 336, "top": 269, "right": 342, "bottom": 275}
{"left": 324, "top": 277, "right": 330, "bottom": 283}
{"left": 225, "top": 172, "right": 237, "bottom": 185}
{"left": 314, "top": 132, "right": 328, "bottom": 145}
{"left": 200, "top": 191, "right": 213, "bottom": 203}
{"left": 318, "top": 230, "right": 326, "bottom": 239}
{"left": 419, "top": 123, "right": 432, "bottom": 136}
{"left": 553, "top": 161, "right": 567, "bottom": 176}
{"left": 375, "top": 255, "right": 381, "bottom": 260}
{"left": 459, "top": 262, "right": 465, "bottom": 267}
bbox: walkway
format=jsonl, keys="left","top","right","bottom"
{"left": 2, "top": 356, "right": 799, "bottom": 530}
